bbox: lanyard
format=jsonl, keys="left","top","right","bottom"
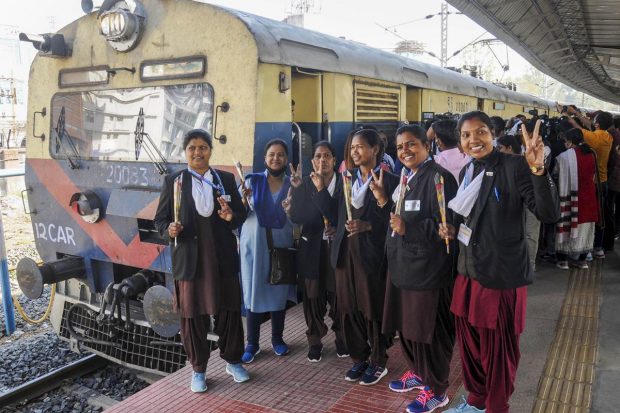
{"left": 188, "top": 168, "right": 226, "bottom": 196}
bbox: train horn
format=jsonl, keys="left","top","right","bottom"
{"left": 16, "top": 257, "right": 85, "bottom": 299}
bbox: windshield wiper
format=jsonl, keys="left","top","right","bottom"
{"left": 134, "top": 108, "right": 167, "bottom": 175}
{"left": 55, "top": 106, "right": 80, "bottom": 169}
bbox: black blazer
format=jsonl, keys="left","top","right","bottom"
{"left": 154, "top": 169, "right": 247, "bottom": 281}
{"left": 289, "top": 174, "right": 339, "bottom": 279}
{"left": 315, "top": 168, "right": 400, "bottom": 275}
{"left": 456, "top": 149, "right": 560, "bottom": 289}
{"left": 386, "top": 161, "right": 458, "bottom": 290}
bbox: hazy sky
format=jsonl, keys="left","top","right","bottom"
{"left": 0, "top": 0, "right": 531, "bottom": 79}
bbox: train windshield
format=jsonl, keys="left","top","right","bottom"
{"left": 50, "top": 83, "right": 214, "bottom": 162}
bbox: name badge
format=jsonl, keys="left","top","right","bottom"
{"left": 405, "top": 200, "right": 420, "bottom": 211}
{"left": 221, "top": 194, "right": 232, "bottom": 202}
{"left": 485, "top": 171, "right": 494, "bottom": 176}
{"left": 457, "top": 223, "right": 472, "bottom": 246}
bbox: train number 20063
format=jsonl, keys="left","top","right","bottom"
{"left": 106, "top": 165, "right": 149, "bottom": 187}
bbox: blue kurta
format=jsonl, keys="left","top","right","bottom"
{"left": 240, "top": 178, "right": 297, "bottom": 313}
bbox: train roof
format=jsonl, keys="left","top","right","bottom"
{"left": 209, "top": 3, "right": 550, "bottom": 109}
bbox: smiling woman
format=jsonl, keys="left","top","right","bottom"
{"left": 381, "top": 124, "right": 458, "bottom": 412}
{"left": 153, "top": 128, "right": 250, "bottom": 392}
{"left": 441, "top": 111, "right": 560, "bottom": 413}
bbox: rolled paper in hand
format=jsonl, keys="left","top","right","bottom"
{"left": 232, "top": 158, "right": 245, "bottom": 185}
{"left": 173, "top": 175, "right": 182, "bottom": 247}
{"left": 392, "top": 168, "right": 408, "bottom": 237}
{"left": 342, "top": 171, "right": 353, "bottom": 221}
{"left": 323, "top": 216, "right": 331, "bottom": 244}
{"left": 434, "top": 173, "right": 449, "bottom": 254}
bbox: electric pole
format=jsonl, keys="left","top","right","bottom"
{"left": 440, "top": 2, "right": 448, "bottom": 67}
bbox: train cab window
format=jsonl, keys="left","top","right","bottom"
{"left": 59, "top": 67, "right": 110, "bottom": 87}
{"left": 50, "top": 83, "right": 214, "bottom": 162}
{"left": 141, "top": 56, "right": 206, "bottom": 82}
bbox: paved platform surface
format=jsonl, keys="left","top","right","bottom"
{"left": 106, "top": 302, "right": 463, "bottom": 413}
{"left": 106, "top": 247, "right": 620, "bottom": 413}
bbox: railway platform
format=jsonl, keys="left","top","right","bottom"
{"left": 106, "top": 247, "right": 620, "bottom": 413}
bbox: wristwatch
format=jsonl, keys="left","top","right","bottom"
{"left": 530, "top": 165, "right": 545, "bottom": 173}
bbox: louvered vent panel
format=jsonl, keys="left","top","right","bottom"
{"left": 355, "top": 88, "right": 400, "bottom": 122}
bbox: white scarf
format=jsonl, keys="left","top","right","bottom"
{"left": 351, "top": 170, "right": 374, "bottom": 209}
{"left": 327, "top": 173, "right": 337, "bottom": 197}
{"left": 190, "top": 168, "right": 214, "bottom": 217}
{"left": 555, "top": 149, "right": 579, "bottom": 242}
{"left": 448, "top": 163, "right": 485, "bottom": 218}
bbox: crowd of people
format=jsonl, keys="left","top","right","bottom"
{"left": 153, "top": 106, "right": 618, "bottom": 413}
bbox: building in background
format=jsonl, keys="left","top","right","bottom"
{"left": 0, "top": 25, "right": 27, "bottom": 148}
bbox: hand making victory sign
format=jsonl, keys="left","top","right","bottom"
{"left": 289, "top": 163, "right": 302, "bottom": 188}
{"left": 369, "top": 168, "right": 388, "bottom": 206}
{"left": 310, "top": 157, "right": 326, "bottom": 192}
{"left": 521, "top": 119, "right": 545, "bottom": 176}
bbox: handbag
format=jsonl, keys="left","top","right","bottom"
{"left": 266, "top": 227, "right": 297, "bottom": 285}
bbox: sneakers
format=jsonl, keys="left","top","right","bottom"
{"left": 345, "top": 360, "right": 369, "bottom": 381}
{"left": 406, "top": 387, "right": 449, "bottom": 413}
{"left": 241, "top": 344, "right": 260, "bottom": 364}
{"left": 556, "top": 260, "right": 569, "bottom": 270}
{"left": 335, "top": 340, "right": 350, "bottom": 358}
{"left": 272, "top": 342, "right": 289, "bottom": 356}
{"left": 594, "top": 249, "right": 605, "bottom": 259}
{"left": 389, "top": 370, "right": 425, "bottom": 392}
{"left": 307, "top": 344, "right": 323, "bottom": 362}
{"left": 226, "top": 363, "right": 250, "bottom": 383}
{"left": 570, "top": 260, "right": 588, "bottom": 270}
{"left": 190, "top": 372, "right": 207, "bottom": 393}
{"left": 540, "top": 252, "right": 555, "bottom": 262}
{"left": 443, "top": 395, "right": 486, "bottom": 413}
{"left": 359, "top": 364, "right": 388, "bottom": 386}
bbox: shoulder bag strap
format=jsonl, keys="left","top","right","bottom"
{"left": 265, "top": 227, "right": 275, "bottom": 251}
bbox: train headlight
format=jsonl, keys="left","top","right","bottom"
{"left": 97, "top": 0, "right": 146, "bottom": 52}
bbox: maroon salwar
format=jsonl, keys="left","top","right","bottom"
{"left": 302, "top": 240, "right": 345, "bottom": 348}
{"left": 174, "top": 215, "right": 244, "bottom": 373}
{"left": 450, "top": 274, "right": 527, "bottom": 413}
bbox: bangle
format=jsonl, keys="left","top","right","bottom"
{"left": 377, "top": 199, "right": 388, "bottom": 208}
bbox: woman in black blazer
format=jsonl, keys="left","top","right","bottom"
{"left": 315, "top": 128, "right": 399, "bottom": 386}
{"left": 287, "top": 141, "right": 348, "bottom": 362}
{"left": 441, "top": 112, "right": 560, "bottom": 413}
{"left": 154, "top": 129, "right": 249, "bottom": 393}
{"left": 378, "top": 125, "right": 457, "bottom": 413}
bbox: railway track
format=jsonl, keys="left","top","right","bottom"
{"left": 0, "top": 354, "right": 109, "bottom": 410}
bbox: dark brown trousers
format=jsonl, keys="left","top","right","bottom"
{"left": 179, "top": 310, "right": 244, "bottom": 373}
{"left": 302, "top": 240, "right": 345, "bottom": 347}
{"left": 398, "top": 295, "right": 455, "bottom": 395}
{"left": 303, "top": 282, "right": 345, "bottom": 347}
{"left": 342, "top": 311, "right": 389, "bottom": 367}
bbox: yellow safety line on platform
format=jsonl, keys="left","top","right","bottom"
{"left": 533, "top": 259, "right": 602, "bottom": 413}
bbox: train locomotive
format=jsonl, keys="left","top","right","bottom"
{"left": 17, "top": 0, "right": 566, "bottom": 374}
